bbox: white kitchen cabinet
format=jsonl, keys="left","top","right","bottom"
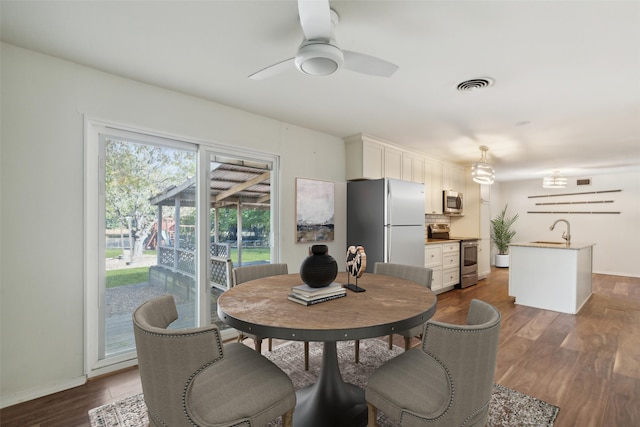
{"left": 424, "top": 159, "right": 443, "bottom": 214}
{"left": 478, "top": 238, "right": 491, "bottom": 279}
{"left": 344, "top": 134, "right": 385, "bottom": 180}
{"left": 384, "top": 146, "right": 403, "bottom": 180}
{"left": 430, "top": 267, "right": 443, "bottom": 292}
{"left": 425, "top": 245, "right": 442, "bottom": 267}
{"left": 442, "top": 163, "right": 465, "bottom": 192}
{"left": 402, "top": 152, "right": 425, "bottom": 184}
{"left": 344, "top": 134, "right": 416, "bottom": 182}
{"left": 479, "top": 189, "right": 491, "bottom": 278}
{"left": 443, "top": 267, "right": 460, "bottom": 288}
{"left": 442, "top": 242, "right": 460, "bottom": 288}
{"left": 425, "top": 242, "right": 460, "bottom": 293}
{"left": 480, "top": 182, "right": 491, "bottom": 204}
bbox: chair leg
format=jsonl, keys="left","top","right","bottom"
{"left": 367, "top": 402, "right": 379, "bottom": 427}
{"left": 355, "top": 340, "right": 360, "bottom": 364}
{"left": 388, "top": 334, "right": 393, "bottom": 349}
{"left": 304, "top": 341, "right": 309, "bottom": 371}
{"left": 282, "top": 409, "right": 294, "bottom": 427}
{"left": 268, "top": 337, "right": 273, "bottom": 351}
{"left": 255, "top": 339, "right": 263, "bottom": 353}
{"left": 404, "top": 336, "right": 411, "bottom": 351}
{"left": 237, "top": 332, "right": 245, "bottom": 343}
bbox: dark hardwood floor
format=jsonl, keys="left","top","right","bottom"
{"left": 2, "top": 268, "right": 639, "bottom": 426}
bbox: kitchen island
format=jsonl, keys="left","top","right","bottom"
{"left": 509, "top": 241, "right": 595, "bottom": 314}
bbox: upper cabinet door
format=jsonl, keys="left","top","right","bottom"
{"left": 442, "top": 163, "right": 465, "bottom": 192}
{"left": 345, "top": 135, "right": 384, "bottom": 180}
{"left": 384, "top": 146, "right": 402, "bottom": 180}
{"left": 425, "top": 159, "right": 443, "bottom": 214}
{"left": 403, "top": 152, "right": 425, "bottom": 184}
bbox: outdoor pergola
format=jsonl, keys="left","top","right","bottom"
{"left": 148, "top": 161, "right": 271, "bottom": 290}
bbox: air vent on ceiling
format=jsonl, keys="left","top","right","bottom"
{"left": 576, "top": 178, "right": 592, "bottom": 186}
{"left": 456, "top": 78, "right": 495, "bottom": 92}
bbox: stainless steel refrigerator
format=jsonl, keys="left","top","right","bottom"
{"left": 347, "top": 178, "right": 425, "bottom": 273}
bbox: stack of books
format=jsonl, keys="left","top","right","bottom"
{"left": 287, "top": 282, "right": 346, "bottom": 306}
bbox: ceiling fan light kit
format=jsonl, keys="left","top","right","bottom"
{"left": 472, "top": 145, "right": 495, "bottom": 185}
{"left": 295, "top": 42, "right": 344, "bottom": 76}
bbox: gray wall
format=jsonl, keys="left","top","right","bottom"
{"left": 0, "top": 43, "right": 346, "bottom": 406}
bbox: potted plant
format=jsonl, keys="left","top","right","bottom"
{"left": 491, "top": 204, "right": 519, "bottom": 268}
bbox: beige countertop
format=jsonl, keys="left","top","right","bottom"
{"left": 510, "top": 241, "right": 596, "bottom": 250}
{"left": 425, "top": 238, "right": 461, "bottom": 245}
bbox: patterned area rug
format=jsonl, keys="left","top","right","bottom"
{"left": 89, "top": 340, "right": 559, "bottom": 427}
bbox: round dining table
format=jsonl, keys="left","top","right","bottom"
{"left": 217, "top": 271, "right": 437, "bottom": 427}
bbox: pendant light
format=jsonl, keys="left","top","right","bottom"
{"left": 471, "top": 145, "right": 495, "bottom": 185}
{"left": 543, "top": 171, "right": 567, "bottom": 188}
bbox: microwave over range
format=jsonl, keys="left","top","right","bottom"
{"left": 443, "top": 190, "right": 463, "bottom": 215}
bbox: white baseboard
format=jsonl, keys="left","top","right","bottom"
{"left": 0, "top": 376, "right": 86, "bottom": 409}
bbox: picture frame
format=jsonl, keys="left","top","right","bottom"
{"left": 295, "top": 178, "right": 335, "bottom": 243}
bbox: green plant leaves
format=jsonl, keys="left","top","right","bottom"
{"left": 491, "top": 205, "right": 519, "bottom": 255}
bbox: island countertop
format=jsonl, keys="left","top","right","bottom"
{"left": 510, "top": 241, "right": 596, "bottom": 250}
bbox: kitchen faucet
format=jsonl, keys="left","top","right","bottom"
{"left": 550, "top": 219, "right": 571, "bottom": 245}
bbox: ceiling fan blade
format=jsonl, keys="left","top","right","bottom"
{"left": 298, "top": 0, "right": 332, "bottom": 41}
{"left": 249, "top": 58, "right": 295, "bottom": 80}
{"left": 343, "top": 50, "right": 399, "bottom": 77}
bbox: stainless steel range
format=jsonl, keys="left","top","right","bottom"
{"left": 427, "top": 224, "right": 479, "bottom": 288}
{"left": 458, "top": 239, "right": 479, "bottom": 288}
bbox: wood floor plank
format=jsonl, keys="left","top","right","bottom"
{"left": 605, "top": 373, "right": 640, "bottom": 426}
{"left": 556, "top": 370, "right": 608, "bottom": 427}
{"left": 613, "top": 332, "right": 640, "bottom": 379}
{"left": 1, "top": 268, "right": 639, "bottom": 427}
{"left": 515, "top": 309, "right": 559, "bottom": 340}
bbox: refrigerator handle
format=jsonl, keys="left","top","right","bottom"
{"left": 386, "top": 226, "right": 391, "bottom": 262}
{"left": 387, "top": 182, "right": 393, "bottom": 226}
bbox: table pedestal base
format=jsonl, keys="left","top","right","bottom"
{"left": 293, "top": 341, "right": 368, "bottom": 427}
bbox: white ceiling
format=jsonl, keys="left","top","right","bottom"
{"left": 2, "top": 0, "right": 639, "bottom": 182}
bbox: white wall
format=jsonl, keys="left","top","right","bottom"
{"left": 0, "top": 43, "right": 346, "bottom": 406}
{"left": 497, "top": 172, "right": 640, "bottom": 277}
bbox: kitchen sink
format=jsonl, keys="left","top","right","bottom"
{"left": 531, "top": 241, "right": 566, "bottom": 245}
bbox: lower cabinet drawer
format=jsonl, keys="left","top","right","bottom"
{"left": 443, "top": 267, "right": 460, "bottom": 287}
{"left": 442, "top": 242, "right": 460, "bottom": 254}
{"left": 443, "top": 253, "right": 459, "bottom": 268}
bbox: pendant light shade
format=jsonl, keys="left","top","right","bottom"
{"left": 543, "top": 171, "right": 567, "bottom": 188}
{"left": 471, "top": 145, "right": 495, "bottom": 185}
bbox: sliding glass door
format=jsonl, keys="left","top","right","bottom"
{"left": 207, "top": 154, "right": 275, "bottom": 333}
{"left": 100, "top": 132, "right": 198, "bottom": 359}
{"left": 86, "top": 119, "right": 280, "bottom": 375}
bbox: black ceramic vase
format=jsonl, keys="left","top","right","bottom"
{"left": 300, "top": 244, "right": 338, "bottom": 288}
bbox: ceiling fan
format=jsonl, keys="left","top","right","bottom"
{"left": 249, "top": 0, "right": 399, "bottom": 80}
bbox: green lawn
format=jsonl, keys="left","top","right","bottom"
{"left": 106, "top": 267, "right": 150, "bottom": 288}
{"left": 230, "top": 247, "right": 270, "bottom": 264}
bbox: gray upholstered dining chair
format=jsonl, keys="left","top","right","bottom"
{"left": 233, "top": 263, "right": 312, "bottom": 370}
{"left": 354, "top": 262, "right": 433, "bottom": 362}
{"left": 133, "top": 294, "right": 296, "bottom": 427}
{"left": 366, "top": 299, "right": 501, "bottom": 427}
{"left": 232, "top": 263, "right": 288, "bottom": 353}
